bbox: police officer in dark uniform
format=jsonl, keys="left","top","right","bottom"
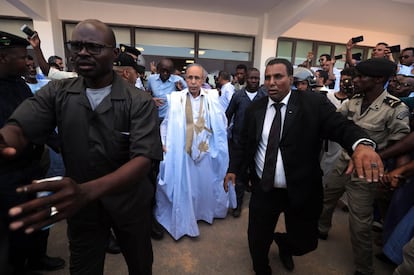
{"left": 0, "top": 30, "right": 64, "bottom": 274}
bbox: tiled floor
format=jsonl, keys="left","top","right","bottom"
{"left": 45, "top": 194, "right": 395, "bottom": 275}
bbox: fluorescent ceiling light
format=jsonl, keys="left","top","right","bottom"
{"left": 189, "top": 50, "right": 205, "bottom": 55}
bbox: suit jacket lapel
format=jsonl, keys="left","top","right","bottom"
{"left": 282, "top": 91, "right": 299, "bottom": 140}
{"left": 255, "top": 97, "right": 268, "bottom": 141}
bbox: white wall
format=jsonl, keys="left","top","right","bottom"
{"left": 283, "top": 22, "right": 412, "bottom": 49}
{"left": 0, "top": 0, "right": 28, "bottom": 17}
{"left": 55, "top": 0, "right": 260, "bottom": 35}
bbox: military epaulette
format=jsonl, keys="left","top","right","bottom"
{"left": 351, "top": 93, "right": 364, "bottom": 99}
{"left": 383, "top": 96, "right": 402, "bottom": 108}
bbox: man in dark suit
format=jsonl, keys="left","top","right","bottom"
{"left": 224, "top": 58, "right": 384, "bottom": 275}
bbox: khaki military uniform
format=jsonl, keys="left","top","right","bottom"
{"left": 318, "top": 91, "right": 410, "bottom": 275}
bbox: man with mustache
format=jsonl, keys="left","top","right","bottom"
{"left": 224, "top": 58, "right": 385, "bottom": 275}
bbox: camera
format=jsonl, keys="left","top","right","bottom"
{"left": 351, "top": 35, "right": 364, "bottom": 44}
{"left": 387, "top": 45, "right": 401, "bottom": 54}
{"left": 342, "top": 79, "right": 354, "bottom": 96}
{"left": 334, "top": 54, "right": 343, "bottom": 60}
{"left": 20, "top": 24, "right": 35, "bottom": 38}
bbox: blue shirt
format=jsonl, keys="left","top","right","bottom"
{"left": 147, "top": 74, "right": 187, "bottom": 119}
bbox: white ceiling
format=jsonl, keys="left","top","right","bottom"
{"left": 87, "top": 0, "right": 281, "bottom": 17}
{"left": 87, "top": 0, "right": 414, "bottom": 37}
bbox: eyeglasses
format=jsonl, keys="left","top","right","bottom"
{"left": 65, "top": 41, "right": 114, "bottom": 55}
{"left": 400, "top": 55, "right": 412, "bottom": 59}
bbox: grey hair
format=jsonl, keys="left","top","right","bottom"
{"left": 186, "top": 63, "right": 207, "bottom": 80}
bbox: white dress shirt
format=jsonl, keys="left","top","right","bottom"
{"left": 255, "top": 92, "right": 291, "bottom": 188}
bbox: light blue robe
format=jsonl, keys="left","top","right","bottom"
{"left": 156, "top": 88, "right": 230, "bottom": 240}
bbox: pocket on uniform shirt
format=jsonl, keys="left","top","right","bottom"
{"left": 110, "top": 130, "right": 130, "bottom": 161}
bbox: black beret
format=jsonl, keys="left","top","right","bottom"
{"left": 356, "top": 58, "right": 397, "bottom": 78}
{"left": 0, "top": 31, "right": 29, "bottom": 49}
{"left": 113, "top": 52, "right": 139, "bottom": 72}
{"left": 119, "top": 44, "right": 141, "bottom": 57}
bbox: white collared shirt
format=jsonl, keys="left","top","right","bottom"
{"left": 255, "top": 92, "right": 291, "bottom": 188}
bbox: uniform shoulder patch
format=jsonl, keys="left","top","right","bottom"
{"left": 384, "top": 96, "right": 402, "bottom": 108}
{"left": 397, "top": 110, "right": 410, "bottom": 120}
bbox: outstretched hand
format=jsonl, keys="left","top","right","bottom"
{"left": 8, "top": 177, "right": 89, "bottom": 234}
{"left": 346, "top": 144, "right": 384, "bottom": 182}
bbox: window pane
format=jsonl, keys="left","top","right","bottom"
{"left": 367, "top": 48, "right": 373, "bottom": 59}
{"left": 113, "top": 27, "right": 130, "bottom": 46}
{"left": 294, "top": 41, "right": 312, "bottom": 65}
{"left": 317, "top": 45, "right": 332, "bottom": 61}
{"left": 277, "top": 40, "right": 293, "bottom": 62}
{"left": 135, "top": 29, "right": 194, "bottom": 58}
{"left": 64, "top": 23, "right": 76, "bottom": 41}
{"left": 199, "top": 33, "right": 253, "bottom": 61}
{"left": 334, "top": 44, "right": 346, "bottom": 69}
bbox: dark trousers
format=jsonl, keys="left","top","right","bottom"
{"left": 248, "top": 184, "right": 319, "bottom": 275}
{"left": 0, "top": 216, "right": 10, "bottom": 275}
{"left": 0, "top": 163, "right": 48, "bottom": 274}
{"left": 67, "top": 201, "right": 153, "bottom": 275}
{"left": 235, "top": 180, "right": 246, "bottom": 209}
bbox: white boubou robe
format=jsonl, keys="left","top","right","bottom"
{"left": 156, "top": 88, "right": 232, "bottom": 240}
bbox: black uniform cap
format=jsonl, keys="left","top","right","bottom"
{"left": 119, "top": 44, "right": 141, "bottom": 57}
{"left": 356, "top": 58, "right": 397, "bottom": 78}
{"left": 0, "top": 31, "right": 29, "bottom": 49}
{"left": 113, "top": 52, "right": 139, "bottom": 72}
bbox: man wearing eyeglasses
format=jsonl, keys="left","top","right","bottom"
{"left": 1, "top": 19, "right": 163, "bottom": 274}
{"left": 389, "top": 74, "right": 414, "bottom": 98}
{"left": 398, "top": 48, "right": 414, "bottom": 76}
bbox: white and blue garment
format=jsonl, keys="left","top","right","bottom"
{"left": 156, "top": 88, "right": 230, "bottom": 240}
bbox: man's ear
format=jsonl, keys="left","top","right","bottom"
{"left": 122, "top": 68, "right": 130, "bottom": 79}
{"left": 289, "top": 75, "right": 294, "bottom": 86}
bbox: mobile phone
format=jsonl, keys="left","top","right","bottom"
{"left": 20, "top": 24, "right": 35, "bottom": 38}
{"left": 352, "top": 52, "right": 362, "bottom": 60}
{"left": 351, "top": 35, "right": 364, "bottom": 44}
{"left": 334, "top": 54, "right": 343, "bottom": 60}
{"left": 388, "top": 45, "right": 401, "bottom": 53}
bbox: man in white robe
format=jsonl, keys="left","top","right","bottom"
{"left": 156, "top": 63, "right": 230, "bottom": 240}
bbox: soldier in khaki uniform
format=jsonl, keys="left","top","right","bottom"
{"left": 318, "top": 58, "right": 411, "bottom": 275}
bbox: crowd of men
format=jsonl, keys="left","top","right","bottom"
{"left": 0, "top": 19, "right": 414, "bottom": 275}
